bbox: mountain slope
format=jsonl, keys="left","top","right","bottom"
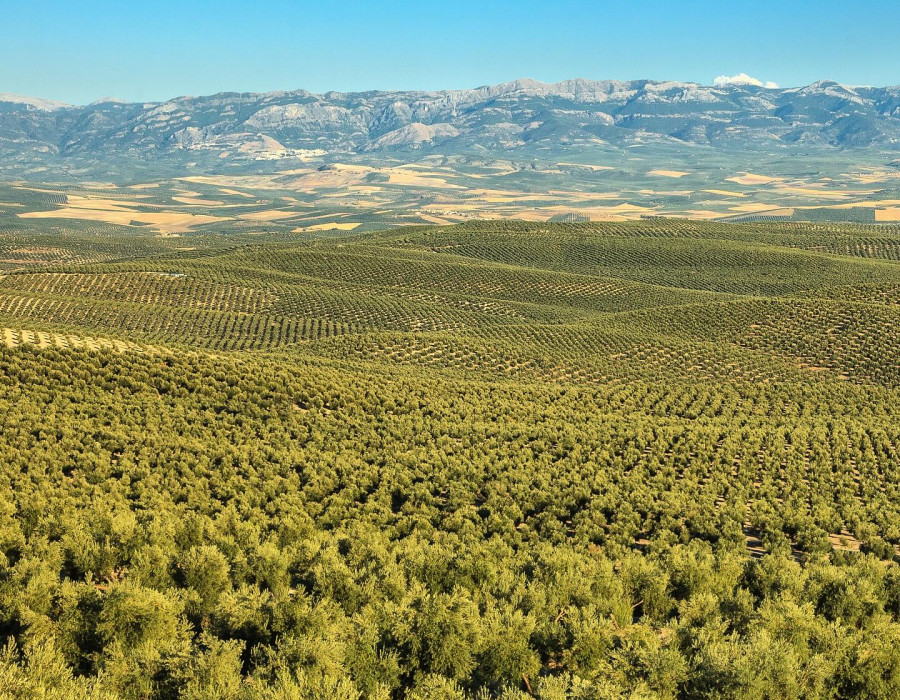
{"left": 2, "top": 79, "right": 900, "bottom": 169}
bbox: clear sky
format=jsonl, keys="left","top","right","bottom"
{"left": 2, "top": 0, "right": 899, "bottom": 104}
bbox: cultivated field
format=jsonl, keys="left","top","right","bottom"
{"left": 3, "top": 218, "right": 900, "bottom": 697}
{"left": 4, "top": 149, "right": 900, "bottom": 235}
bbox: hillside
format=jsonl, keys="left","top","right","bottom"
{"left": 3, "top": 220, "right": 900, "bottom": 697}
{"left": 4, "top": 79, "right": 900, "bottom": 161}
{"left": 4, "top": 79, "right": 900, "bottom": 223}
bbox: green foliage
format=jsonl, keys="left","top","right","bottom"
{"left": 0, "top": 220, "right": 899, "bottom": 697}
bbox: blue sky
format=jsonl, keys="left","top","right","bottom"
{"left": 2, "top": 0, "right": 898, "bottom": 104}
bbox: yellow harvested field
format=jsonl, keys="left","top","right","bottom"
{"left": 291, "top": 211, "right": 354, "bottom": 223}
{"left": 876, "top": 208, "right": 900, "bottom": 222}
{"left": 218, "top": 188, "right": 255, "bottom": 198}
{"left": 854, "top": 171, "right": 900, "bottom": 184}
{"left": 469, "top": 188, "right": 554, "bottom": 199}
{"left": 80, "top": 182, "right": 119, "bottom": 190}
{"left": 516, "top": 211, "right": 556, "bottom": 222}
{"left": 18, "top": 208, "right": 226, "bottom": 232}
{"left": 648, "top": 170, "right": 690, "bottom": 178}
{"left": 294, "top": 222, "right": 361, "bottom": 232}
{"left": 703, "top": 189, "right": 747, "bottom": 198}
{"left": 465, "top": 170, "right": 519, "bottom": 179}
{"left": 172, "top": 196, "right": 225, "bottom": 206}
{"left": 773, "top": 186, "right": 857, "bottom": 199}
{"left": 801, "top": 203, "right": 874, "bottom": 211}
{"left": 387, "top": 173, "right": 463, "bottom": 188}
{"left": 597, "top": 203, "right": 655, "bottom": 213}
{"left": 726, "top": 173, "right": 785, "bottom": 186}
{"left": 237, "top": 210, "right": 303, "bottom": 221}
{"left": 64, "top": 195, "right": 156, "bottom": 211}
{"left": 287, "top": 171, "right": 373, "bottom": 191}
{"left": 639, "top": 190, "right": 693, "bottom": 197}
{"left": 682, "top": 210, "right": 727, "bottom": 220}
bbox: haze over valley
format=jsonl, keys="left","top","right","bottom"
{"left": 3, "top": 78, "right": 900, "bottom": 229}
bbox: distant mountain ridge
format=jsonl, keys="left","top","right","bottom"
{"left": 2, "top": 78, "right": 900, "bottom": 175}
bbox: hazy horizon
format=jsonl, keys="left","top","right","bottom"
{"left": 5, "top": 74, "right": 898, "bottom": 108}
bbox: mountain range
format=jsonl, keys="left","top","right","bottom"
{"left": 2, "top": 79, "right": 900, "bottom": 176}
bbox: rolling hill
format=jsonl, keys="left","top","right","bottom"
{"left": 3, "top": 219, "right": 900, "bottom": 697}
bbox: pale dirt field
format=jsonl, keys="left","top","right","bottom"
{"left": 773, "top": 186, "right": 862, "bottom": 199}
{"left": 682, "top": 210, "right": 729, "bottom": 220}
{"left": 11, "top": 162, "right": 900, "bottom": 227}
{"left": 638, "top": 190, "right": 693, "bottom": 196}
{"left": 172, "top": 196, "right": 226, "bottom": 206}
{"left": 293, "top": 222, "right": 361, "bottom": 232}
{"left": 218, "top": 188, "right": 255, "bottom": 198}
{"left": 853, "top": 171, "right": 900, "bottom": 184}
{"left": 648, "top": 170, "right": 690, "bottom": 178}
{"left": 290, "top": 212, "right": 355, "bottom": 222}
{"left": 386, "top": 172, "right": 463, "bottom": 189}
{"left": 726, "top": 173, "right": 785, "bottom": 185}
{"left": 18, "top": 208, "right": 227, "bottom": 233}
{"left": 79, "top": 182, "right": 119, "bottom": 190}
{"left": 703, "top": 189, "right": 747, "bottom": 198}
{"left": 59, "top": 195, "right": 155, "bottom": 210}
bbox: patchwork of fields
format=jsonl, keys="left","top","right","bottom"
{"left": 3, "top": 153, "right": 900, "bottom": 237}
{"left": 4, "top": 218, "right": 900, "bottom": 697}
